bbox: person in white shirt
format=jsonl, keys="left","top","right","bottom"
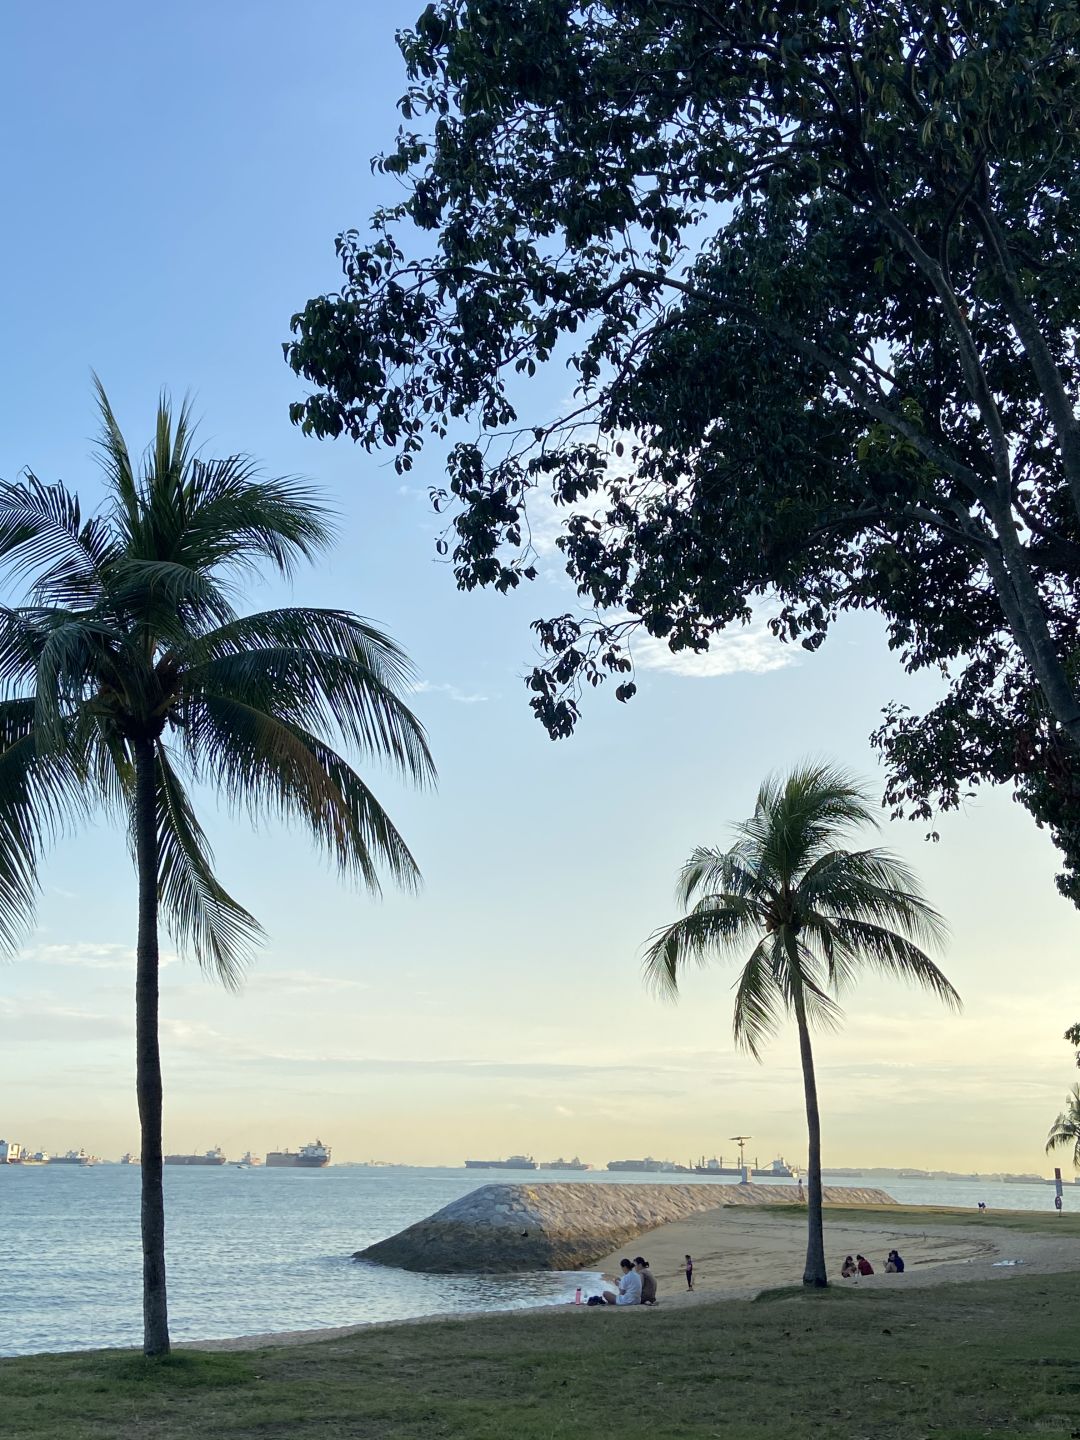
{"left": 603, "top": 1258, "right": 642, "bottom": 1305}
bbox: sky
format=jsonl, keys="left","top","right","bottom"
{"left": 0, "top": 2, "right": 1075, "bottom": 1175}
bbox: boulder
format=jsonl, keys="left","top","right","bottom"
{"left": 355, "top": 1181, "right": 896, "bottom": 1273}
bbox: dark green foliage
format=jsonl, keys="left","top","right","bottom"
{"left": 287, "top": 1, "right": 1080, "bottom": 896}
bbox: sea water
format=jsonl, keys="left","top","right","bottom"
{"left": 0, "top": 1166, "right": 1067, "bottom": 1356}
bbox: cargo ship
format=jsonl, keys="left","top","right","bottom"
{"left": 757, "top": 1157, "right": 796, "bottom": 1178}
{"left": 266, "top": 1139, "right": 331, "bottom": 1168}
{"left": 693, "top": 1157, "right": 743, "bottom": 1176}
{"left": 542, "top": 1156, "right": 592, "bottom": 1171}
{"left": 164, "top": 1147, "right": 227, "bottom": 1166}
{"left": 464, "top": 1155, "right": 537, "bottom": 1170}
{"left": 48, "top": 1149, "right": 97, "bottom": 1165}
{"left": 608, "top": 1157, "right": 689, "bottom": 1173}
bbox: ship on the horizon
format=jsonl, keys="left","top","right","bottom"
{"left": 608, "top": 1157, "right": 690, "bottom": 1173}
{"left": 48, "top": 1148, "right": 97, "bottom": 1165}
{"left": 237, "top": 1151, "right": 262, "bottom": 1167}
{"left": 542, "top": 1156, "right": 592, "bottom": 1171}
{"left": 164, "top": 1147, "right": 228, "bottom": 1166}
{"left": 693, "top": 1156, "right": 744, "bottom": 1176}
{"left": 465, "top": 1155, "right": 537, "bottom": 1170}
{"left": 757, "top": 1157, "right": 796, "bottom": 1178}
{"left": 266, "top": 1139, "right": 331, "bottom": 1169}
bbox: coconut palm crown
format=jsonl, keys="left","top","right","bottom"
{"left": 0, "top": 380, "right": 434, "bottom": 1354}
{"left": 1046, "top": 1085, "right": 1080, "bottom": 1170}
{"left": 643, "top": 762, "right": 958, "bottom": 1288}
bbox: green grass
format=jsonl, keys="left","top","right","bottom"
{"left": 5, "top": 1273, "right": 1080, "bottom": 1439}
{"left": 812, "top": 1201, "right": 1080, "bottom": 1237}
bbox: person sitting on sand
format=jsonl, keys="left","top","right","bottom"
{"left": 856, "top": 1254, "right": 874, "bottom": 1276}
{"left": 602, "top": 1258, "right": 642, "bottom": 1305}
{"left": 884, "top": 1249, "right": 905, "bottom": 1274}
{"left": 634, "top": 1257, "right": 657, "bottom": 1305}
{"left": 840, "top": 1255, "right": 858, "bottom": 1278}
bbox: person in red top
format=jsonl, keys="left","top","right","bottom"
{"left": 856, "top": 1254, "right": 874, "bottom": 1276}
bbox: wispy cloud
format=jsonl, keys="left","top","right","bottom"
{"left": 249, "top": 969, "right": 371, "bottom": 996}
{"left": 15, "top": 941, "right": 179, "bottom": 971}
{"left": 411, "top": 680, "right": 489, "bottom": 705}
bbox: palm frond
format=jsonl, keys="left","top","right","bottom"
{"left": 798, "top": 848, "right": 949, "bottom": 953}
{"left": 105, "top": 558, "right": 237, "bottom": 638}
{"left": 809, "top": 915, "right": 961, "bottom": 1008}
{"left": 91, "top": 373, "right": 140, "bottom": 522}
{"left": 178, "top": 609, "right": 434, "bottom": 786}
{"left": 0, "top": 475, "right": 114, "bottom": 607}
{"left": 675, "top": 844, "right": 771, "bottom": 908}
{"left": 153, "top": 746, "right": 263, "bottom": 988}
{"left": 642, "top": 896, "right": 763, "bottom": 998}
{"left": 175, "top": 461, "right": 335, "bottom": 579}
{"left": 730, "top": 935, "right": 784, "bottom": 1058}
{"left": 182, "top": 696, "right": 422, "bottom": 893}
{"left": 745, "top": 762, "right": 877, "bottom": 883}
{"left": 1046, "top": 1085, "right": 1080, "bottom": 1167}
{"left": 0, "top": 699, "right": 92, "bottom": 949}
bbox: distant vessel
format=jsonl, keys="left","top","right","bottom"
{"left": 822, "top": 1168, "right": 863, "bottom": 1177}
{"left": 465, "top": 1155, "right": 537, "bottom": 1170}
{"left": 693, "top": 1157, "right": 743, "bottom": 1177}
{"left": 542, "top": 1156, "right": 592, "bottom": 1171}
{"left": 757, "top": 1157, "right": 795, "bottom": 1178}
{"left": 237, "top": 1151, "right": 262, "bottom": 1167}
{"left": 1002, "top": 1173, "right": 1045, "bottom": 1184}
{"left": 607, "top": 1157, "right": 688, "bottom": 1173}
{"left": 266, "top": 1139, "right": 331, "bottom": 1169}
{"left": 164, "top": 1147, "right": 228, "bottom": 1167}
{"left": 48, "top": 1149, "right": 96, "bottom": 1166}
{"left": 0, "top": 1139, "right": 23, "bottom": 1163}
{"left": 119, "top": 1153, "right": 139, "bottom": 1165}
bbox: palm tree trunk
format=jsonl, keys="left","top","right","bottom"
{"left": 133, "top": 736, "right": 170, "bottom": 1356}
{"left": 789, "top": 961, "right": 828, "bottom": 1288}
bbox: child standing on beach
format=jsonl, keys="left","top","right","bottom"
{"left": 684, "top": 1254, "right": 694, "bottom": 1290}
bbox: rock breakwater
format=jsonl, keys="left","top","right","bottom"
{"left": 355, "top": 1182, "right": 896, "bottom": 1273}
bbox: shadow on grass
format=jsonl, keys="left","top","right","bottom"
{"left": 76, "top": 1350, "right": 255, "bottom": 1393}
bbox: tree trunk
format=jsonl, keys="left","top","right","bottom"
{"left": 134, "top": 736, "right": 169, "bottom": 1356}
{"left": 790, "top": 971, "right": 828, "bottom": 1288}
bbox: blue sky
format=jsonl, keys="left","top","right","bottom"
{"left": 0, "top": 2, "right": 1075, "bottom": 1172}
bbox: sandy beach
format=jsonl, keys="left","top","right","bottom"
{"left": 188, "top": 1206, "right": 1080, "bottom": 1351}
{"left": 590, "top": 1205, "right": 1080, "bottom": 1304}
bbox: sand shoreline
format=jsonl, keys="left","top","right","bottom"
{"left": 183, "top": 1205, "right": 1080, "bottom": 1352}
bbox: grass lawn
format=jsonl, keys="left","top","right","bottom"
{"left": 814, "top": 1202, "right": 1080, "bottom": 1238}
{"left": 5, "top": 1272, "right": 1080, "bottom": 1439}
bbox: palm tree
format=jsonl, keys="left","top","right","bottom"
{"left": 1046, "top": 1085, "right": 1080, "bottom": 1169}
{"left": 0, "top": 381, "right": 434, "bottom": 1355}
{"left": 643, "top": 763, "right": 958, "bottom": 1288}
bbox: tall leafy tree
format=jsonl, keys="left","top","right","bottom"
{"left": 286, "top": 0, "right": 1080, "bottom": 901}
{"left": 643, "top": 764, "right": 958, "bottom": 1287}
{"left": 0, "top": 382, "right": 434, "bottom": 1355}
{"left": 1046, "top": 1085, "right": 1080, "bottom": 1170}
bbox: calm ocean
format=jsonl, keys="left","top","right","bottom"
{"left": 0, "top": 1165, "right": 1069, "bottom": 1356}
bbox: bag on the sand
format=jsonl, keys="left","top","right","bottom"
{"left": 586, "top": 1295, "right": 606, "bottom": 1306}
